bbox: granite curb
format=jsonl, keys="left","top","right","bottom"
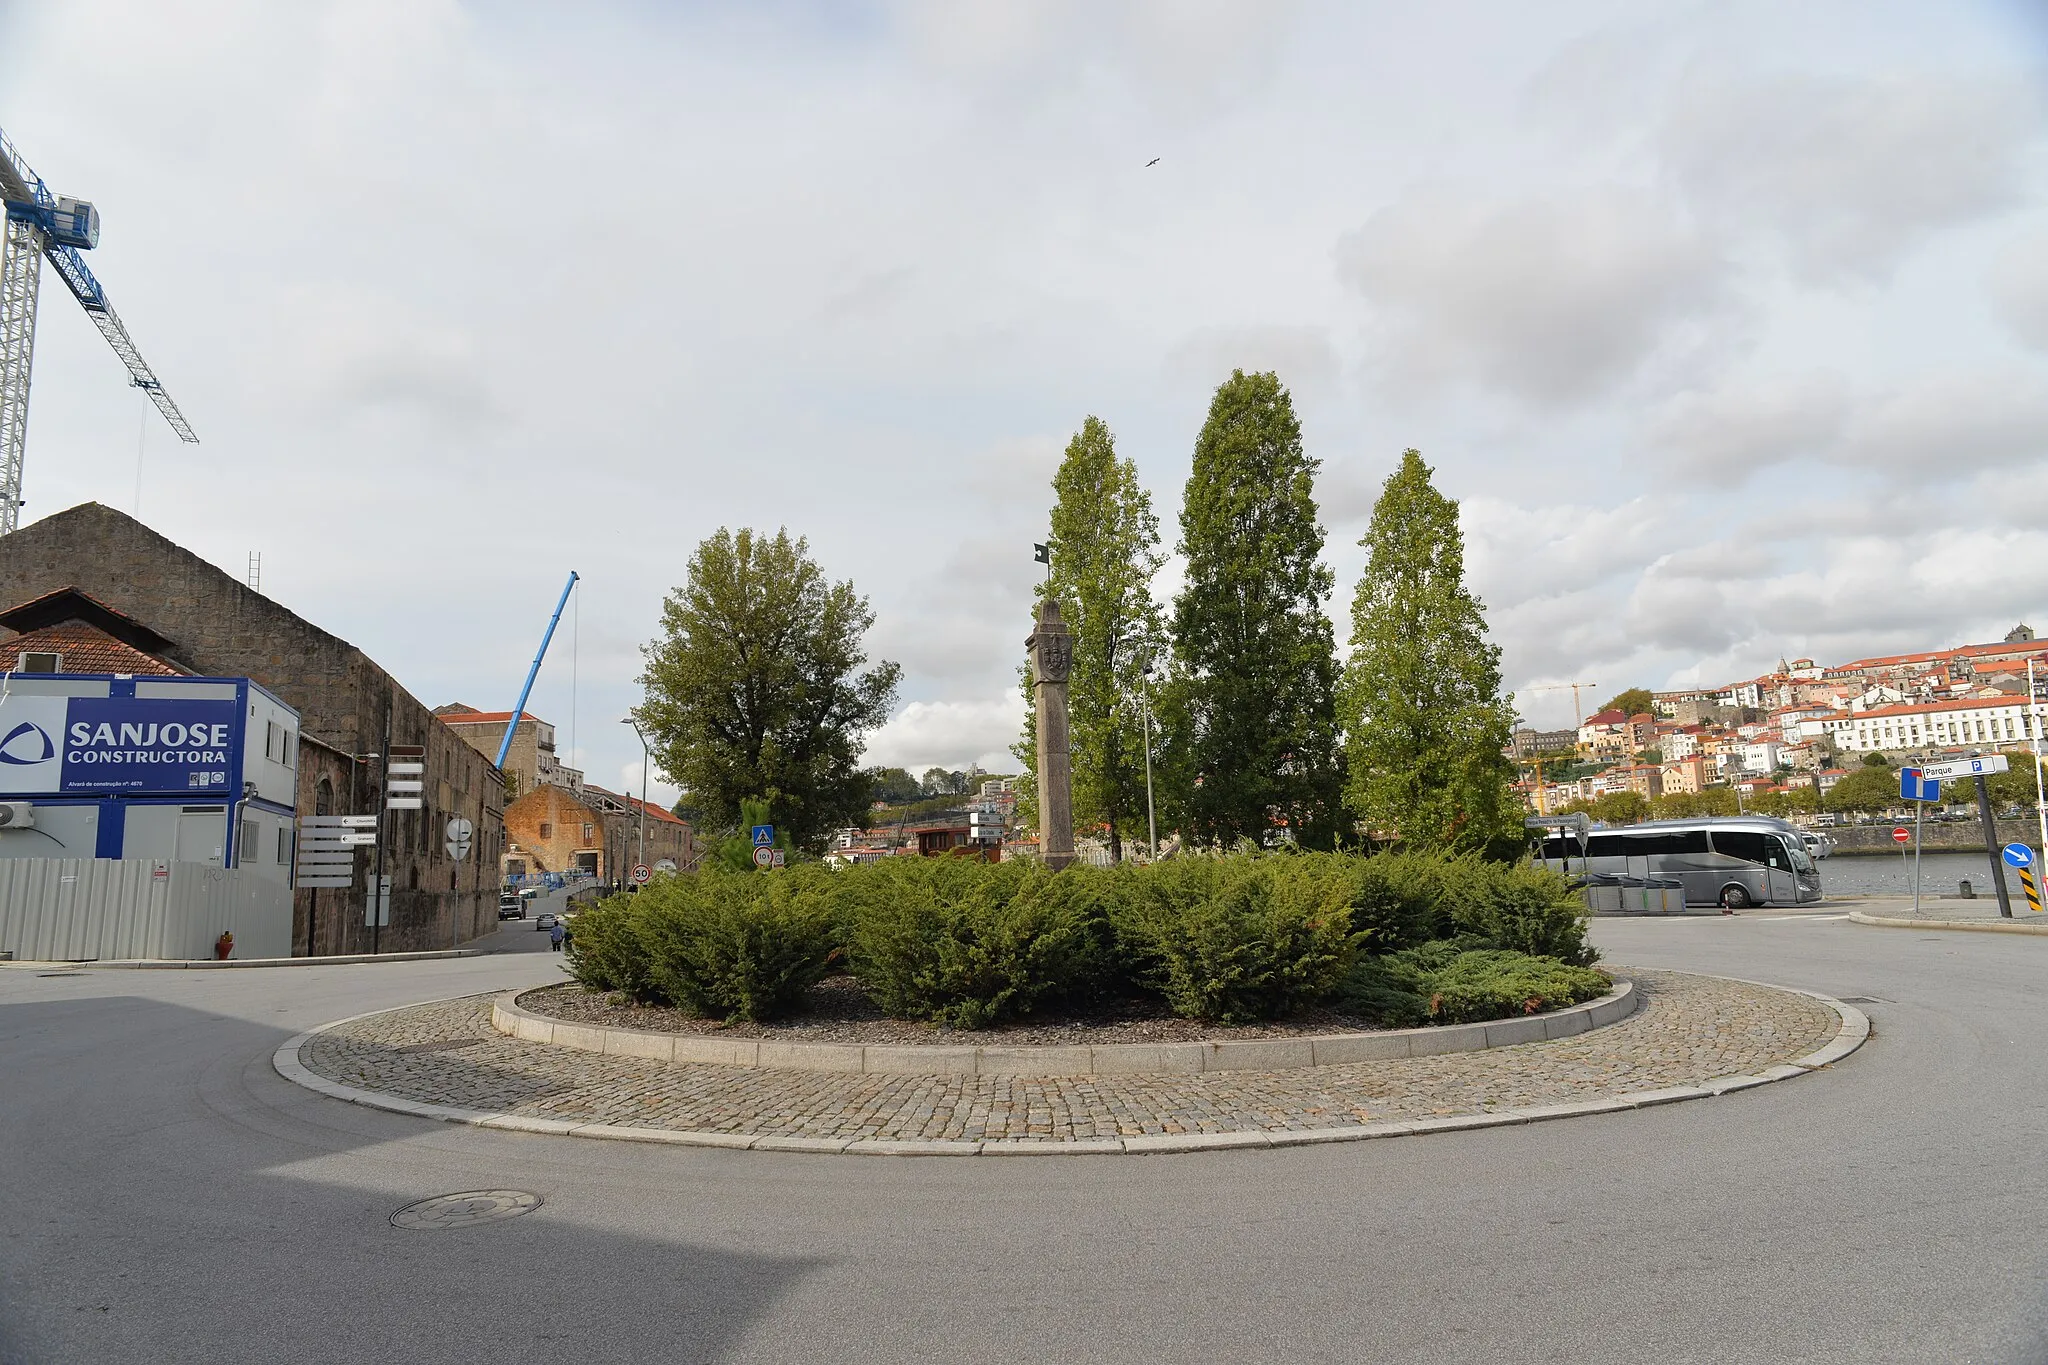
{"left": 1848, "top": 911, "right": 2048, "bottom": 936}
{"left": 271, "top": 973, "right": 1869, "bottom": 1156}
{"left": 487, "top": 979, "right": 1638, "bottom": 1077}
{"left": 5, "top": 949, "right": 484, "bottom": 970}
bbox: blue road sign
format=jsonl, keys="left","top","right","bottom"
{"left": 751, "top": 824, "right": 775, "bottom": 847}
{"left": 2003, "top": 843, "right": 2033, "bottom": 869}
{"left": 1899, "top": 767, "right": 1942, "bottom": 802}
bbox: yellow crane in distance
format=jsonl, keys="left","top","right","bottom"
{"left": 1518, "top": 682, "right": 1599, "bottom": 815}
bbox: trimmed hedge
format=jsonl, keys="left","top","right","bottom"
{"left": 1109, "top": 856, "right": 1361, "bottom": 1024}
{"left": 840, "top": 857, "right": 1108, "bottom": 1029}
{"left": 563, "top": 850, "right": 1594, "bottom": 1027}
{"left": 1337, "top": 941, "right": 1610, "bottom": 1027}
{"left": 580, "top": 867, "right": 838, "bottom": 1022}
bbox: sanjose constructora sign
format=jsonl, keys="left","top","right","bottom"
{"left": 0, "top": 695, "right": 239, "bottom": 796}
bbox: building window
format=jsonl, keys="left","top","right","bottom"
{"left": 278, "top": 827, "right": 293, "bottom": 865}
{"left": 539, "top": 822, "right": 552, "bottom": 839}
{"left": 240, "top": 817, "right": 259, "bottom": 865}
{"left": 18, "top": 651, "right": 60, "bottom": 672}
{"left": 582, "top": 822, "right": 593, "bottom": 843}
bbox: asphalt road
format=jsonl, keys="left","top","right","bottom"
{"left": 3, "top": 911, "right": 2046, "bottom": 1364}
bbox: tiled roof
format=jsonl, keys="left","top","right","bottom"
{"left": 3, "top": 621, "right": 183, "bottom": 676}
{"left": 437, "top": 709, "right": 534, "bottom": 727}
{"left": 1845, "top": 696, "right": 2031, "bottom": 721}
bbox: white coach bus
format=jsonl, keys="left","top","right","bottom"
{"left": 1534, "top": 815, "right": 1824, "bottom": 910}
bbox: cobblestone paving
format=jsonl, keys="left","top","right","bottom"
{"left": 299, "top": 970, "right": 1837, "bottom": 1142}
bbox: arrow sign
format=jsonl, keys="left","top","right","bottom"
{"left": 2003, "top": 843, "right": 2034, "bottom": 869}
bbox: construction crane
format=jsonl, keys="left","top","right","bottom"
{"left": 0, "top": 126, "right": 196, "bottom": 537}
{"left": 1518, "top": 682, "right": 1599, "bottom": 816}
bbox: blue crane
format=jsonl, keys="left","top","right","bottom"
{"left": 0, "top": 126, "right": 196, "bottom": 537}
{"left": 497, "top": 572, "right": 580, "bottom": 770}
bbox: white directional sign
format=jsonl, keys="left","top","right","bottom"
{"left": 1920, "top": 755, "right": 2010, "bottom": 781}
{"left": 303, "top": 815, "right": 378, "bottom": 829}
{"left": 388, "top": 762, "right": 425, "bottom": 776}
{"left": 385, "top": 797, "right": 423, "bottom": 810}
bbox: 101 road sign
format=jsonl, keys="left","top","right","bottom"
{"left": 751, "top": 845, "right": 774, "bottom": 869}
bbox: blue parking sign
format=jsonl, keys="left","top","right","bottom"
{"left": 751, "top": 824, "right": 775, "bottom": 847}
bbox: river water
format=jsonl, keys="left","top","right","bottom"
{"left": 1817, "top": 848, "right": 2033, "bottom": 898}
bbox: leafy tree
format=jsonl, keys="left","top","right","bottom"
{"left": 868, "top": 767, "right": 922, "bottom": 806}
{"left": 1341, "top": 450, "right": 1519, "bottom": 857}
{"left": 1602, "top": 688, "right": 1656, "bottom": 718}
{"left": 1171, "top": 372, "right": 1345, "bottom": 848}
{"left": 636, "top": 527, "right": 901, "bottom": 853}
{"left": 1862, "top": 752, "right": 1891, "bottom": 768}
{"left": 1013, "top": 416, "right": 1168, "bottom": 861}
{"left": 1591, "top": 791, "right": 1649, "bottom": 825}
{"left": 1826, "top": 764, "right": 1901, "bottom": 813}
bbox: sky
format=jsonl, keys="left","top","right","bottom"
{"left": 4, "top": 0, "right": 2046, "bottom": 803}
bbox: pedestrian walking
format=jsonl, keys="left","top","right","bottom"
{"left": 549, "top": 919, "right": 565, "bottom": 953}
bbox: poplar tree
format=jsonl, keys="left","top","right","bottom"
{"left": 1341, "top": 450, "right": 1519, "bottom": 856}
{"left": 1171, "top": 371, "right": 1344, "bottom": 848}
{"left": 1011, "top": 417, "right": 1167, "bottom": 860}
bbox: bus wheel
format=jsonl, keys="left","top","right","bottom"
{"left": 1720, "top": 885, "right": 1752, "bottom": 911}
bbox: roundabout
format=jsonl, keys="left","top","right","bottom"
{"left": 276, "top": 968, "right": 1863, "bottom": 1154}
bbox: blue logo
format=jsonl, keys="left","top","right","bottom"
{"left": 2002, "top": 843, "right": 2033, "bottom": 869}
{"left": 751, "top": 824, "right": 775, "bottom": 846}
{"left": 0, "top": 720, "right": 55, "bottom": 766}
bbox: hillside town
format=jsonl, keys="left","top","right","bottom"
{"left": 1514, "top": 625, "right": 2048, "bottom": 814}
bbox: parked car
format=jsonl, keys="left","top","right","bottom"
{"left": 535, "top": 912, "right": 558, "bottom": 931}
{"left": 497, "top": 894, "right": 524, "bottom": 920}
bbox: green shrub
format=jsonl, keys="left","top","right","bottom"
{"left": 1423, "top": 948, "right": 1610, "bottom": 1023}
{"left": 1336, "top": 942, "right": 1609, "bottom": 1026}
{"left": 1432, "top": 857, "right": 1595, "bottom": 964}
{"left": 1111, "top": 855, "right": 1361, "bottom": 1023}
{"left": 563, "top": 895, "right": 662, "bottom": 1003}
{"left": 839, "top": 858, "right": 1106, "bottom": 1029}
{"left": 633, "top": 866, "right": 838, "bottom": 1022}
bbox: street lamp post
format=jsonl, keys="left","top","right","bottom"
{"left": 1139, "top": 656, "right": 1158, "bottom": 859}
{"left": 622, "top": 718, "right": 648, "bottom": 884}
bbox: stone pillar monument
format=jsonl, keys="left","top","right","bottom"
{"left": 1028, "top": 599, "right": 1076, "bottom": 870}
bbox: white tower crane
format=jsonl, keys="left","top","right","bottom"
{"left": 0, "top": 126, "right": 196, "bottom": 537}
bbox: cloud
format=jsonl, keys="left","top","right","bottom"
{"left": 865, "top": 696, "right": 1025, "bottom": 773}
{"left": 1166, "top": 325, "right": 1339, "bottom": 401}
{"left": 1989, "top": 227, "right": 2048, "bottom": 352}
{"left": 1648, "top": 373, "right": 1852, "bottom": 478}
{"left": 1661, "top": 65, "right": 2039, "bottom": 283}
{"left": 1335, "top": 186, "right": 1724, "bottom": 408}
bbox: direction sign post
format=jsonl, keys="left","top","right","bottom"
{"left": 1955, "top": 755, "right": 2018, "bottom": 918}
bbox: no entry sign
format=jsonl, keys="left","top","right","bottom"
{"left": 1892, "top": 827, "right": 1911, "bottom": 844}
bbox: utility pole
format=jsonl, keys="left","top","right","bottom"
{"left": 370, "top": 707, "right": 390, "bottom": 955}
{"left": 1972, "top": 755, "right": 2016, "bottom": 918}
{"left": 1139, "top": 655, "right": 1158, "bottom": 859}
{"left": 2031, "top": 658, "right": 2047, "bottom": 858}
{"left": 624, "top": 717, "right": 649, "bottom": 879}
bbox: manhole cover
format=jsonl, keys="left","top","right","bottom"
{"left": 390, "top": 1190, "right": 541, "bottom": 1230}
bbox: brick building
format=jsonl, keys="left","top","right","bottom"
{"left": 0, "top": 503, "right": 504, "bottom": 954}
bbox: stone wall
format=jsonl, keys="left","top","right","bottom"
{"left": 0, "top": 503, "right": 503, "bottom": 954}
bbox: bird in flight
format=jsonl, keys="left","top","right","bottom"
{"left": 1145, "top": 157, "right": 1160, "bottom": 167}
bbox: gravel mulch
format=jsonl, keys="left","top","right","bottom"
{"left": 515, "top": 975, "right": 1430, "bottom": 1045}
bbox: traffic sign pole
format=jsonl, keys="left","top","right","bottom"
{"left": 1914, "top": 769, "right": 1926, "bottom": 916}
{"left": 1974, "top": 768, "right": 2015, "bottom": 918}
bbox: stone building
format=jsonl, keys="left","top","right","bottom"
{"left": 0, "top": 503, "right": 505, "bottom": 954}
{"left": 502, "top": 781, "right": 692, "bottom": 888}
{"left": 434, "top": 704, "right": 583, "bottom": 798}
